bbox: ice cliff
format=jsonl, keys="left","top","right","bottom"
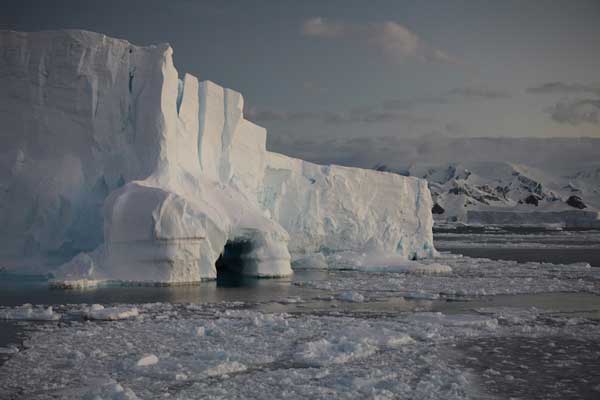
{"left": 0, "top": 30, "right": 435, "bottom": 283}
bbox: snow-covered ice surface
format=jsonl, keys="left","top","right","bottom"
{"left": 1, "top": 252, "right": 600, "bottom": 399}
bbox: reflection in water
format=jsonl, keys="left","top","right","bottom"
{"left": 0, "top": 270, "right": 329, "bottom": 307}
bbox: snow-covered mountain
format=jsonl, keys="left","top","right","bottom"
{"left": 0, "top": 30, "right": 435, "bottom": 283}
{"left": 406, "top": 161, "right": 600, "bottom": 227}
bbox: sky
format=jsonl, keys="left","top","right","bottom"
{"left": 2, "top": 0, "right": 600, "bottom": 167}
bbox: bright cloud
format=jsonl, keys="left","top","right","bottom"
{"left": 302, "top": 17, "right": 457, "bottom": 64}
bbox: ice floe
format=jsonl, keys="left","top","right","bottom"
{"left": 0, "top": 304, "right": 60, "bottom": 321}
{"left": 83, "top": 305, "right": 139, "bottom": 321}
{"left": 296, "top": 255, "right": 599, "bottom": 299}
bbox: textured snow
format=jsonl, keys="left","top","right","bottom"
{"left": 0, "top": 30, "right": 434, "bottom": 283}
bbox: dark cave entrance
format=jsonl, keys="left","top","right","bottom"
{"left": 215, "top": 240, "right": 253, "bottom": 287}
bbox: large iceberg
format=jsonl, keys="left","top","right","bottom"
{"left": 0, "top": 30, "right": 435, "bottom": 283}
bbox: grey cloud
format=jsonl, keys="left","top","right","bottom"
{"left": 302, "top": 81, "right": 328, "bottom": 94}
{"left": 546, "top": 98, "right": 600, "bottom": 125}
{"left": 384, "top": 86, "right": 511, "bottom": 110}
{"left": 301, "top": 17, "right": 458, "bottom": 64}
{"left": 244, "top": 108, "right": 323, "bottom": 123}
{"left": 383, "top": 95, "right": 448, "bottom": 110}
{"left": 324, "top": 109, "right": 433, "bottom": 125}
{"left": 444, "top": 122, "right": 467, "bottom": 136}
{"left": 447, "top": 86, "right": 511, "bottom": 100}
{"left": 269, "top": 133, "right": 600, "bottom": 173}
{"left": 244, "top": 109, "right": 288, "bottom": 122}
{"left": 527, "top": 82, "right": 600, "bottom": 97}
{"left": 245, "top": 106, "right": 433, "bottom": 126}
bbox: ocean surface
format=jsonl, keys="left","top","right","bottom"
{"left": 1, "top": 227, "right": 599, "bottom": 399}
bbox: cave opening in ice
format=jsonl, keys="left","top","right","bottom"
{"left": 215, "top": 240, "right": 254, "bottom": 285}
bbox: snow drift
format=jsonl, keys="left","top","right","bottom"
{"left": 0, "top": 30, "right": 435, "bottom": 283}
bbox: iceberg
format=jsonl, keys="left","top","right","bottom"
{"left": 0, "top": 30, "right": 435, "bottom": 284}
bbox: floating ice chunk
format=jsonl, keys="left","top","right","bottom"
{"left": 280, "top": 296, "right": 303, "bottom": 304}
{"left": 49, "top": 279, "right": 102, "bottom": 289}
{"left": 475, "top": 307, "right": 540, "bottom": 324}
{"left": 295, "top": 337, "right": 378, "bottom": 366}
{"left": 82, "top": 379, "right": 140, "bottom": 400}
{"left": 136, "top": 354, "right": 159, "bottom": 367}
{"left": 195, "top": 326, "right": 206, "bottom": 337}
{"left": 175, "top": 373, "right": 188, "bottom": 381}
{"left": 205, "top": 361, "right": 247, "bottom": 377}
{"left": 412, "top": 312, "right": 498, "bottom": 330}
{"left": 0, "top": 345, "right": 19, "bottom": 354}
{"left": 0, "top": 304, "right": 61, "bottom": 320}
{"left": 83, "top": 304, "right": 139, "bottom": 320}
{"left": 336, "top": 291, "right": 365, "bottom": 303}
{"left": 327, "top": 252, "right": 452, "bottom": 274}
{"left": 386, "top": 335, "right": 415, "bottom": 348}
{"left": 404, "top": 291, "right": 440, "bottom": 300}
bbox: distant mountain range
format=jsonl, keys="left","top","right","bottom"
{"left": 368, "top": 137, "right": 600, "bottom": 227}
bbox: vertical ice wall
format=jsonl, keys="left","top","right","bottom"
{"left": 197, "top": 81, "right": 268, "bottom": 203}
{"left": 0, "top": 30, "right": 171, "bottom": 270}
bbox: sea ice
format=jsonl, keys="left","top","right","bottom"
{"left": 320, "top": 252, "right": 452, "bottom": 273}
{"left": 136, "top": 354, "right": 159, "bottom": 367}
{"left": 296, "top": 255, "right": 599, "bottom": 299}
{"left": 336, "top": 291, "right": 365, "bottom": 303}
{"left": 0, "top": 304, "right": 60, "bottom": 320}
{"left": 1, "top": 297, "right": 597, "bottom": 399}
{"left": 0, "top": 345, "right": 19, "bottom": 354}
{"left": 83, "top": 304, "right": 139, "bottom": 320}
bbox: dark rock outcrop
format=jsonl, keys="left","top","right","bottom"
{"left": 432, "top": 203, "right": 445, "bottom": 214}
{"left": 566, "top": 195, "right": 587, "bottom": 209}
{"left": 524, "top": 194, "right": 541, "bottom": 206}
